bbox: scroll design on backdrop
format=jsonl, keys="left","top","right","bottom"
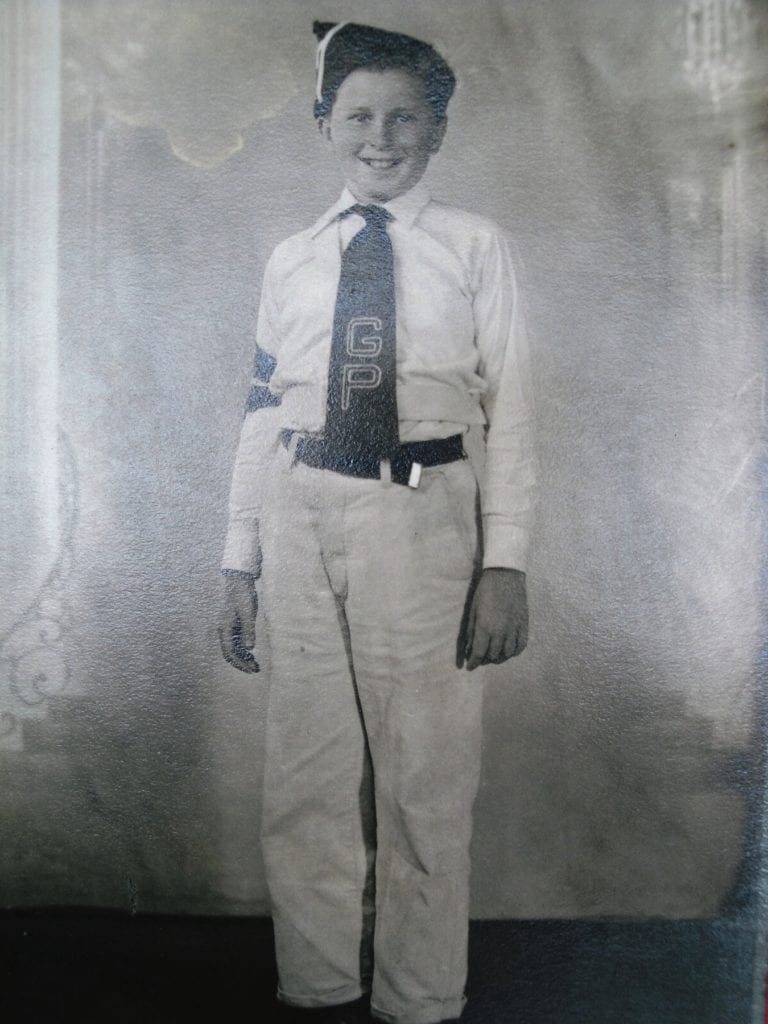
{"left": 0, "top": 431, "right": 78, "bottom": 751}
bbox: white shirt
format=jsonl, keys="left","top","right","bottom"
{"left": 223, "top": 182, "right": 536, "bottom": 573}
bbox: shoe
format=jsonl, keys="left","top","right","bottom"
{"left": 329, "top": 1000, "right": 370, "bottom": 1024}
{"left": 278, "top": 997, "right": 370, "bottom": 1024}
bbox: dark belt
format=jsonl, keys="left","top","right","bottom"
{"left": 289, "top": 433, "right": 465, "bottom": 487}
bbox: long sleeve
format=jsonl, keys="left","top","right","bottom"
{"left": 473, "top": 230, "right": 537, "bottom": 572}
{"left": 221, "top": 255, "right": 286, "bottom": 576}
{"left": 221, "top": 193, "right": 537, "bottom": 576}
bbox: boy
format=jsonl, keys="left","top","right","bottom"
{"left": 219, "top": 21, "right": 535, "bottom": 1024}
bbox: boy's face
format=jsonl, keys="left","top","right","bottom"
{"left": 321, "top": 68, "right": 446, "bottom": 205}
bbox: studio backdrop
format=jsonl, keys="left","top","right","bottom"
{"left": 1, "top": 0, "right": 766, "bottom": 921}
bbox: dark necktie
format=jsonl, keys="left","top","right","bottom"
{"left": 324, "top": 204, "right": 400, "bottom": 461}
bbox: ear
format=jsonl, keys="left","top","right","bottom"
{"left": 318, "top": 117, "right": 332, "bottom": 143}
{"left": 429, "top": 118, "right": 447, "bottom": 154}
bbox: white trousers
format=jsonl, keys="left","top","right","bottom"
{"left": 259, "top": 445, "right": 484, "bottom": 1024}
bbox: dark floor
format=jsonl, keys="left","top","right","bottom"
{"left": 0, "top": 912, "right": 760, "bottom": 1024}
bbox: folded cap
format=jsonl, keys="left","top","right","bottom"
{"left": 313, "top": 21, "right": 455, "bottom": 120}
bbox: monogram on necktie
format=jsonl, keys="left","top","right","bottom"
{"left": 324, "top": 204, "right": 400, "bottom": 461}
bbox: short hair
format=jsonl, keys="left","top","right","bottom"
{"left": 313, "top": 21, "right": 456, "bottom": 122}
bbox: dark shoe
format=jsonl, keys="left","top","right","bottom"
{"left": 278, "top": 997, "right": 370, "bottom": 1024}
{"left": 331, "top": 1000, "right": 370, "bottom": 1024}
{"left": 371, "top": 1017, "right": 460, "bottom": 1024}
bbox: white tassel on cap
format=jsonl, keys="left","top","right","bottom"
{"left": 315, "top": 21, "right": 349, "bottom": 103}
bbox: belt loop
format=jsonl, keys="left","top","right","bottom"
{"left": 408, "top": 462, "right": 423, "bottom": 489}
{"left": 380, "top": 458, "right": 392, "bottom": 486}
{"left": 282, "top": 430, "right": 301, "bottom": 466}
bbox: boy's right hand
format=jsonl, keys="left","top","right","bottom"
{"left": 218, "top": 573, "right": 260, "bottom": 673}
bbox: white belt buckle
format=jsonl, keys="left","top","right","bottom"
{"left": 408, "top": 462, "right": 422, "bottom": 489}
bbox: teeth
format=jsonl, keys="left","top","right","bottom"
{"left": 363, "top": 159, "right": 398, "bottom": 169}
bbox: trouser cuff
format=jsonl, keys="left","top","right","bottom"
{"left": 370, "top": 993, "right": 466, "bottom": 1024}
{"left": 278, "top": 983, "right": 368, "bottom": 1009}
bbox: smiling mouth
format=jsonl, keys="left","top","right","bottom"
{"left": 360, "top": 157, "right": 402, "bottom": 170}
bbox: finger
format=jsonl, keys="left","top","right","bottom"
{"left": 218, "top": 624, "right": 234, "bottom": 663}
{"left": 499, "top": 629, "right": 524, "bottom": 662}
{"left": 486, "top": 628, "right": 506, "bottom": 664}
{"left": 240, "top": 600, "right": 256, "bottom": 650}
{"left": 463, "top": 597, "right": 478, "bottom": 665}
{"left": 228, "top": 647, "right": 260, "bottom": 673}
{"left": 237, "top": 655, "right": 260, "bottom": 674}
{"left": 507, "top": 616, "right": 528, "bottom": 659}
{"left": 455, "top": 631, "right": 465, "bottom": 670}
{"left": 218, "top": 626, "right": 260, "bottom": 674}
{"left": 466, "top": 627, "right": 490, "bottom": 671}
{"left": 232, "top": 621, "right": 260, "bottom": 672}
{"left": 502, "top": 631, "right": 520, "bottom": 662}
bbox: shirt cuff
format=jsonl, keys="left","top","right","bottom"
{"left": 221, "top": 519, "right": 262, "bottom": 577}
{"left": 482, "top": 516, "right": 530, "bottom": 573}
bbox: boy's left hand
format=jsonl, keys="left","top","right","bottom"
{"left": 461, "top": 567, "right": 529, "bottom": 671}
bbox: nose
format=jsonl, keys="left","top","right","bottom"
{"left": 367, "top": 117, "right": 394, "bottom": 149}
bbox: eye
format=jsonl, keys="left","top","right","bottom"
{"left": 395, "top": 113, "right": 416, "bottom": 123}
{"left": 349, "top": 111, "right": 371, "bottom": 122}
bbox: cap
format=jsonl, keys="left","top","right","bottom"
{"left": 312, "top": 21, "right": 456, "bottom": 121}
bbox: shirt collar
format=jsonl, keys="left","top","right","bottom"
{"left": 308, "top": 181, "right": 432, "bottom": 238}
